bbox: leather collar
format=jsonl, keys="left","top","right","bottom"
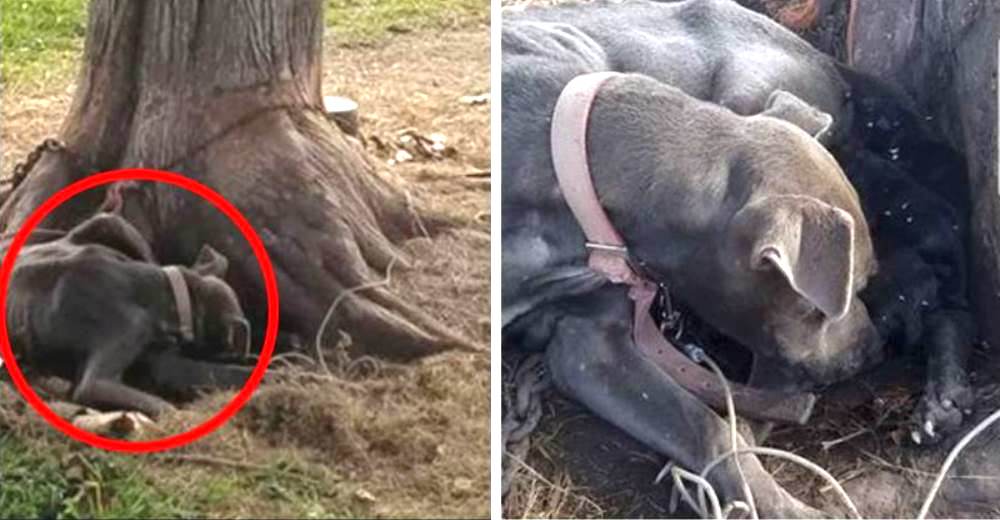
{"left": 162, "top": 266, "right": 195, "bottom": 343}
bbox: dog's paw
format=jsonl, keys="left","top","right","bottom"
{"left": 910, "top": 381, "right": 974, "bottom": 446}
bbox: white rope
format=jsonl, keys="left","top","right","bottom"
{"left": 700, "top": 353, "right": 759, "bottom": 519}
{"left": 916, "top": 406, "right": 1000, "bottom": 519}
{"left": 659, "top": 348, "right": 860, "bottom": 519}
{"left": 657, "top": 349, "right": 1000, "bottom": 520}
{"left": 701, "top": 445, "right": 862, "bottom": 519}
{"left": 671, "top": 465, "right": 723, "bottom": 519}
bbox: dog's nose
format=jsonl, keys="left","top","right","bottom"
{"left": 822, "top": 323, "right": 884, "bottom": 384}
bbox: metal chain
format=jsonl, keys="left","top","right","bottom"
{"left": 4, "top": 103, "right": 326, "bottom": 191}
{"left": 7, "top": 138, "right": 70, "bottom": 188}
{"left": 501, "top": 353, "right": 551, "bottom": 497}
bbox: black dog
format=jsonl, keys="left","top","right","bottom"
{"left": 6, "top": 212, "right": 253, "bottom": 417}
{"left": 841, "top": 148, "right": 974, "bottom": 443}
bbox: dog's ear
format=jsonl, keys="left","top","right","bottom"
{"left": 191, "top": 244, "right": 229, "bottom": 278}
{"left": 738, "top": 195, "right": 855, "bottom": 320}
{"left": 762, "top": 90, "right": 834, "bottom": 143}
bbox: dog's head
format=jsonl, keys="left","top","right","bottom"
{"left": 184, "top": 245, "right": 251, "bottom": 357}
{"left": 662, "top": 115, "right": 883, "bottom": 388}
{"left": 713, "top": 192, "right": 882, "bottom": 386}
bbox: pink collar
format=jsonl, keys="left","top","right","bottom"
{"left": 549, "top": 72, "right": 816, "bottom": 424}
{"left": 550, "top": 72, "right": 646, "bottom": 286}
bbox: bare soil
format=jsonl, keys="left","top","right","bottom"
{"left": 1, "top": 23, "right": 490, "bottom": 518}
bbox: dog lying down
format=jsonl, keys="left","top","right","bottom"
{"left": 5, "top": 211, "right": 255, "bottom": 418}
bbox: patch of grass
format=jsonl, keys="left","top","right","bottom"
{"left": 0, "top": 0, "right": 488, "bottom": 87}
{"left": 326, "top": 0, "right": 489, "bottom": 44}
{"left": 0, "top": 0, "right": 87, "bottom": 87}
{"left": 0, "top": 435, "right": 184, "bottom": 518}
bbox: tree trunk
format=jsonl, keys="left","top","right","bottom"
{"left": 0, "top": 0, "right": 474, "bottom": 360}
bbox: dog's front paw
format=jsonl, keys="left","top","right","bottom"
{"left": 910, "top": 380, "right": 974, "bottom": 446}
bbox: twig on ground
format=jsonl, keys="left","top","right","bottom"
{"left": 404, "top": 189, "right": 433, "bottom": 241}
{"left": 156, "top": 454, "right": 323, "bottom": 485}
{"left": 821, "top": 429, "right": 872, "bottom": 451}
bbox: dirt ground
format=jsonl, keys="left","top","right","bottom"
{"left": 1, "top": 22, "right": 490, "bottom": 519}
{"left": 500, "top": 1, "right": 1000, "bottom": 518}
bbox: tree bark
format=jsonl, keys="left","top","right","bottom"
{"left": 1, "top": 0, "right": 474, "bottom": 360}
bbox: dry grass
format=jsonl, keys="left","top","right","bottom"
{"left": 1, "top": 21, "right": 490, "bottom": 519}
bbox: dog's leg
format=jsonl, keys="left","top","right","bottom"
{"left": 141, "top": 349, "right": 253, "bottom": 392}
{"left": 71, "top": 330, "right": 176, "bottom": 418}
{"left": 66, "top": 213, "right": 156, "bottom": 263}
{"left": 911, "top": 309, "right": 975, "bottom": 445}
{"left": 745, "top": 355, "right": 807, "bottom": 444}
{"left": 543, "top": 290, "right": 823, "bottom": 518}
{"left": 72, "top": 378, "right": 176, "bottom": 418}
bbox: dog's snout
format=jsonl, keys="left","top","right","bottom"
{"left": 836, "top": 322, "right": 884, "bottom": 380}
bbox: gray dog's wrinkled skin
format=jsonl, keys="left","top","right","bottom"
{"left": 502, "top": 1, "right": 895, "bottom": 516}
{"left": 7, "top": 212, "right": 253, "bottom": 418}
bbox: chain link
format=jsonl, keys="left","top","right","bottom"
{"left": 8, "top": 138, "right": 68, "bottom": 188}
{"left": 501, "top": 353, "right": 551, "bottom": 497}
{"left": 5, "top": 137, "right": 99, "bottom": 193}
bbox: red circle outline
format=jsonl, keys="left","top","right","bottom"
{"left": 0, "top": 169, "right": 278, "bottom": 453}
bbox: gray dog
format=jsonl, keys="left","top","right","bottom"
{"left": 502, "top": 0, "right": 892, "bottom": 515}
{"left": 6, "top": 212, "right": 253, "bottom": 418}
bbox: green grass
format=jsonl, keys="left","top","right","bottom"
{"left": 0, "top": 432, "right": 355, "bottom": 518}
{"left": 326, "top": 0, "right": 488, "bottom": 44}
{"left": 0, "top": 0, "right": 488, "bottom": 87}
{"left": 0, "top": 0, "right": 87, "bottom": 86}
{"left": 0, "top": 435, "right": 184, "bottom": 518}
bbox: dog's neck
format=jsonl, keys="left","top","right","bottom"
{"left": 580, "top": 83, "right": 734, "bottom": 281}
{"left": 159, "top": 267, "right": 202, "bottom": 344}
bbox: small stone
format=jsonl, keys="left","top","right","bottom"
{"left": 453, "top": 477, "right": 474, "bottom": 493}
{"left": 354, "top": 489, "right": 376, "bottom": 503}
{"left": 394, "top": 149, "right": 414, "bottom": 163}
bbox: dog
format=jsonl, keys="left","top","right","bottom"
{"left": 6, "top": 212, "right": 253, "bottom": 418}
{"left": 503, "top": 44, "right": 885, "bottom": 520}
{"left": 841, "top": 148, "right": 974, "bottom": 443}
{"left": 504, "top": 0, "right": 973, "bottom": 461}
